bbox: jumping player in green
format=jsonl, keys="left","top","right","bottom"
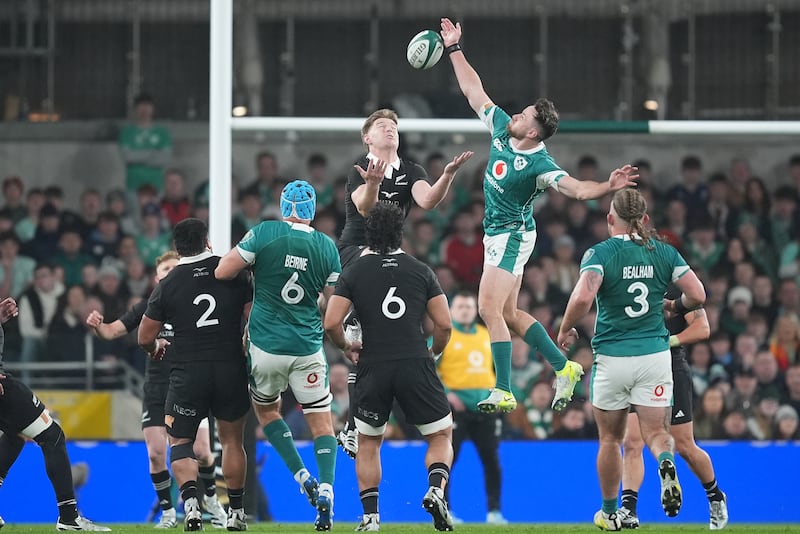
{"left": 216, "top": 180, "right": 346, "bottom": 532}
{"left": 440, "top": 17, "right": 639, "bottom": 414}
{"left": 557, "top": 188, "right": 706, "bottom": 531}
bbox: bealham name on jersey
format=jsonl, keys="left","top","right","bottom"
{"left": 334, "top": 251, "right": 443, "bottom": 362}
{"left": 479, "top": 104, "right": 566, "bottom": 236}
{"left": 236, "top": 220, "right": 341, "bottom": 356}
{"left": 338, "top": 154, "right": 428, "bottom": 246}
{"left": 580, "top": 235, "right": 690, "bottom": 357}
{"left": 145, "top": 252, "right": 252, "bottom": 363}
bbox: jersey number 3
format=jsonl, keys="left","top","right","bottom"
{"left": 194, "top": 293, "right": 220, "bottom": 328}
{"left": 624, "top": 281, "right": 650, "bottom": 318}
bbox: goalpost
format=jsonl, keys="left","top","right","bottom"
{"left": 208, "top": 0, "right": 800, "bottom": 252}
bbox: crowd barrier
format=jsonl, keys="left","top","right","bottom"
{"left": 2, "top": 440, "right": 797, "bottom": 524}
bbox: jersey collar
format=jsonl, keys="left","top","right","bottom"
{"left": 361, "top": 247, "right": 404, "bottom": 256}
{"left": 509, "top": 139, "right": 546, "bottom": 155}
{"left": 612, "top": 233, "right": 642, "bottom": 241}
{"left": 367, "top": 152, "right": 401, "bottom": 179}
{"left": 178, "top": 250, "right": 215, "bottom": 264}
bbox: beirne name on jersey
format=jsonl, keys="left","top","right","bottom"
{"left": 237, "top": 220, "right": 341, "bottom": 356}
{"left": 480, "top": 104, "right": 566, "bottom": 236}
{"left": 580, "top": 235, "right": 690, "bottom": 357}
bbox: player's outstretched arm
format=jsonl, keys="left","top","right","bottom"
{"left": 216, "top": 248, "right": 249, "bottom": 280}
{"left": 556, "top": 165, "right": 639, "bottom": 201}
{"left": 352, "top": 158, "right": 388, "bottom": 218}
{"left": 440, "top": 18, "right": 492, "bottom": 114}
{"left": 669, "top": 308, "right": 710, "bottom": 348}
{"left": 86, "top": 310, "right": 128, "bottom": 340}
{"left": 412, "top": 151, "right": 474, "bottom": 210}
{"left": 323, "top": 295, "right": 361, "bottom": 364}
{"left": 666, "top": 268, "right": 706, "bottom": 315}
{"left": 558, "top": 270, "right": 602, "bottom": 348}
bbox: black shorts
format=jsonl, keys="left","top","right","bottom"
{"left": 142, "top": 381, "right": 169, "bottom": 429}
{"left": 671, "top": 357, "right": 693, "bottom": 425}
{"left": 355, "top": 358, "right": 451, "bottom": 429}
{"left": 337, "top": 244, "right": 365, "bottom": 269}
{"left": 0, "top": 372, "right": 46, "bottom": 435}
{"left": 165, "top": 360, "right": 250, "bottom": 439}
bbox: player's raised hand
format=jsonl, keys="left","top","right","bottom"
{"left": 354, "top": 158, "right": 387, "bottom": 187}
{"left": 440, "top": 18, "right": 462, "bottom": 47}
{"left": 443, "top": 151, "right": 474, "bottom": 176}
{"left": 557, "top": 327, "right": 580, "bottom": 350}
{"left": 0, "top": 297, "right": 18, "bottom": 324}
{"left": 608, "top": 165, "right": 639, "bottom": 191}
{"left": 86, "top": 310, "right": 104, "bottom": 328}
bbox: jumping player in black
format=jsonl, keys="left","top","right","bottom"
{"left": 325, "top": 203, "right": 455, "bottom": 532}
{"left": 138, "top": 218, "right": 252, "bottom": 532}
{"left": 0, "top": 296, "right": 110, "bottom": 531}
{"left": 337, "top": 108, "right": 472, "bottom": 457}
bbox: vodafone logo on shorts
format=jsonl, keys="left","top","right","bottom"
{"left": 650, "top": 384, "right": 668, "bottom": 402}
{"left": 307, "top": 373, "right": 319, "bottom": 384}
{"left": 491, "top": 160, "right": 508, "bottom": 180}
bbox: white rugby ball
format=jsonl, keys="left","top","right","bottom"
{"left": 406, "top": 30, "right": 444, "bottom": 70}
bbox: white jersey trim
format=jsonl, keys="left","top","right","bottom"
{"left": 236, "top": 246, "right": 255, "bottom": 265}
{"left": 178, "top": 250, "right": 215, "bottom": 265}
{"left": 536, "top": 170, "right": 565, "bottom": 191}
{"left": 580, "top": 264, "right": 605, "bottom": 275}
{"left": 672, "top": 265, "right": 690, "bottom": 281}
{"left": 367, "top": 152, "right": 401, "bottom": 179}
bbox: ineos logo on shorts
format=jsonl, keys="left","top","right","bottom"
{"left": 307, "top": 373, "right": 319, "bottom": 384}
{"left": 491, "top": 160, "right": 508, "bottom": 180}
{"left": 173, "top": 404, "right": 197, "bottom": 417}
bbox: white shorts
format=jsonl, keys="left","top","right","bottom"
{"left": 483, "top": 230, "right": 537, "bottom": 276}
{"left": 590, "top": 350, "right": 673, "bottom": 411}
{"left": 248, "top": 344, "right": 332, "bottom": 413}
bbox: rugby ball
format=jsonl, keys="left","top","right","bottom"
{"left": 406, "top": 30, "right": 444, "bottom": 70}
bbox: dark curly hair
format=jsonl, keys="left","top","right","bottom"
{"left": 365, "top": 203, "right": 404, "bottom": 255}
{"left": 534, "top": 98, "right": 559, "bottom": 141}
{"left": 172, "top": 218, "right": 208, "bottom": 257}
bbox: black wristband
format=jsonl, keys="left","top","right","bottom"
{"left": 674, "top": 297, "right": 689, "bottom": 315}
{"left": 445, "top": 43, "right": 462, "bottom": 56}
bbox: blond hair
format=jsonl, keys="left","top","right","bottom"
{"left": 361, "top": 109, "right": 398, "bottom": 141}
{"left": 155, "top": 250, "right": 179, "bottom": 266}
{"left": 612, "top": 188, "right": 659, "bottom": 249}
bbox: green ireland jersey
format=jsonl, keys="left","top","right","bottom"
{"left": 580, "top": 235, "right": 690, "bottom": 357}
{"left": 119, "top": 124, "right": 172, "bottom": 191}
{"left": 479, "top": 104, "right": 566, "bottom": 236}
{"left": 237, "top": 221, "right": 341, "bottom": 356}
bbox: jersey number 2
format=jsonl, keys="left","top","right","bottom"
{"left": 194, "top": 293, "right": 220, "bottom": 328}
{"left": 624, "top": 282, "right": 650, "bottom": 318}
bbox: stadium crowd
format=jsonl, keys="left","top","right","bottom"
{"left": 2, "top": 147, "right": 800, "bottom": 443}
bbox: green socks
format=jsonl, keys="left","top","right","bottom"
{"left": 524, "top": 322, "right": 567, "bottom": 371}
{"left": 602, "top": 498, "right": 618, "bottom": 514}
{"left": 658, "top": 451, "right": 675, "bottom": 465}
{"left": 491, "top": 341, "right": 513, "bottom": 392}
{"left": 313, "top": 435, "right": 338, "bottom": 486}
{"left": 263, "top": 419, "right": 305, "bottom": 475}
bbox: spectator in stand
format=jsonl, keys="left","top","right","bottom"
{"left": 777, "top": 278, "right": 800, "bottom": 317}
{"left": 753, "top": 348, "right": 785, "bottom": 400}
{"left": 685, "top": 220, "right": 724, "bottom": 279}
{"left": 85, "top": 212, "right": 123, "bottom": 265}
{"left": 771, "top": 185, "right": 798, "bottom": 255}
{"left": 551, "top": 402, "right": 593, "bottom": 440}
{"left": 441, "top": 208, "right": 482, "bottom": 289}
{"left": 726, "top": 366, "right": 759, "bottom": 416}
{"left": 0, "top": 231, "right": 35, "bottom": 299}
{"left": 732, "top": 261, "right": 758, "bottom": 291}
{"left": 409, "top": 219, "right": 441, "bottom": 267}
{"left": 688, "top": 342, "right": 728, "bottom": 400}
{"left": 774, "top": 405, "right": 800, "bottom": 440}
{"left": 659, "top": 198, "right": 689, "bottom": 249}
{"left": 106, "top": 189, "right": 137, "bottom": 237}
{"left": 751, "top": 275, "right": 777, "bottom": 328}
{"left": 731, "top": 333, "right": 759, "bottom": 372}
{"left": 666, "top": 155, "right": 709, "bottom": 224}
{"left": 747, "top": 391, "right": 780, "bottom": 440}
{"left": 311, "top": 209, "right": 338, "bottom": 243}
{"left": 18, "top": 263, "right": 63, "bottom": 381}
{"left": 119, "top": 93, "right": 173, "bottom": 193}
{"left": 74, "top": 189, "right": 102, "bottom": 238}
{"left": 550, "top": 235, "right": 579, "bottom": 295}
{"left": 737, "top": 219, "right": 776, "bottom": 280}
{"left": 45, "top": 286, "right": 89, "bottom": 385}
{"left": 1, "top": 176, "right": 26, "bottom": 222}
{"left": 631, "top": 159, "right": 662, "bottom": 207}
{"left": 330, "top": 176, "right": 348, "bottom": 236}
{"left": 231, "top": 189, "right": 263, "bottom": 244}
{"left": 307, "top": 153, "right": 335, "bottom": 210}
{"left": 243, "top": 151, "right": 282, "bottom": 209}
{"left": 135, "top": 203, "right": 171, "bottom": 268}
{"left": 433, "top": 264, "right": 458, "bottom": 300}
{"left": 768, "top": 314, "right": 800, "bottom": 372}
{"left": 693, "top": 387, "right": 727, "bottom": 440}
{"left": 704, "top": 173, "right": 737, "bottom": 241}
{"left": 746, "top": 312, "right": 770, "bottom": 347}
{"left": 783, "top": 364, "right": 800, "bottom": 416}
{"left": 740, "top": 177, "right": 772, "bottom": 241}
{"left": 41, "top": 186, "right": 78, "bottom": 231}
{"left": 14, "top": 187, "right": 45, "bottom": 243}
{"left": 160, "top": 169, "right": 191, "bottom": 227}
{"left": 721, "top": 410, "right": 753, "bottom": 440}
{"left": 507, "top": 380, "right": 554, "bottom": 440}
{"left": 711, "top": 237, "right": 749, "bottom": 282}
{"left": 80, "top": 263, "right": 98, "bottom": 294}
{"left": 709, "top": 331, "right": 734, "bottom": 371}
{"left": 53, "top": 228, "right": 93, "bottom": 288}
{"left": 25, "top": 203, "right": 61, "bottom": 263}
{"left": 719, "top": 286, "right": 752, "bottom": 338}
{"left": 522, "top": 262, "right": 567, "bottom": 312}
{"left": 125, "top": 256, "right": 150, "bottom": 298}
{"left": 92, "top": 265, "right": 129, "bottom": 323}
{"left": 727, "top": 157, "right": 753, "bottom": 209}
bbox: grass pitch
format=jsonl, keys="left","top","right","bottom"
{"left": 3, "top": 524, "right": 800, "bottom": 533}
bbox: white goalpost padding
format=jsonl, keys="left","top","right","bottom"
{"left": 209, "top": 0, "right": 800, "bottom": 251}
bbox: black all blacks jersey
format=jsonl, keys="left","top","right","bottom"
{"left": 334, "top": 250, "right": 443, "bottom": 362}
{"left": 145, "top": 252, "right": 252, "bottom": 363}
{"left": 119, "top": 298, "right": 171, "bottom": 385}
{"left": 665, "top": 283, "right": 688, "bottom": 362}
{"left": 338, "top": 155, "right": 428, "bottom": 246}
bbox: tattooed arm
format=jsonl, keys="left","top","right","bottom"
{"left": 557, "top": 269, "right": 603, "bottom": 347}
{"left": 669, "top": 308, "right": 710, "bottom": 347}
